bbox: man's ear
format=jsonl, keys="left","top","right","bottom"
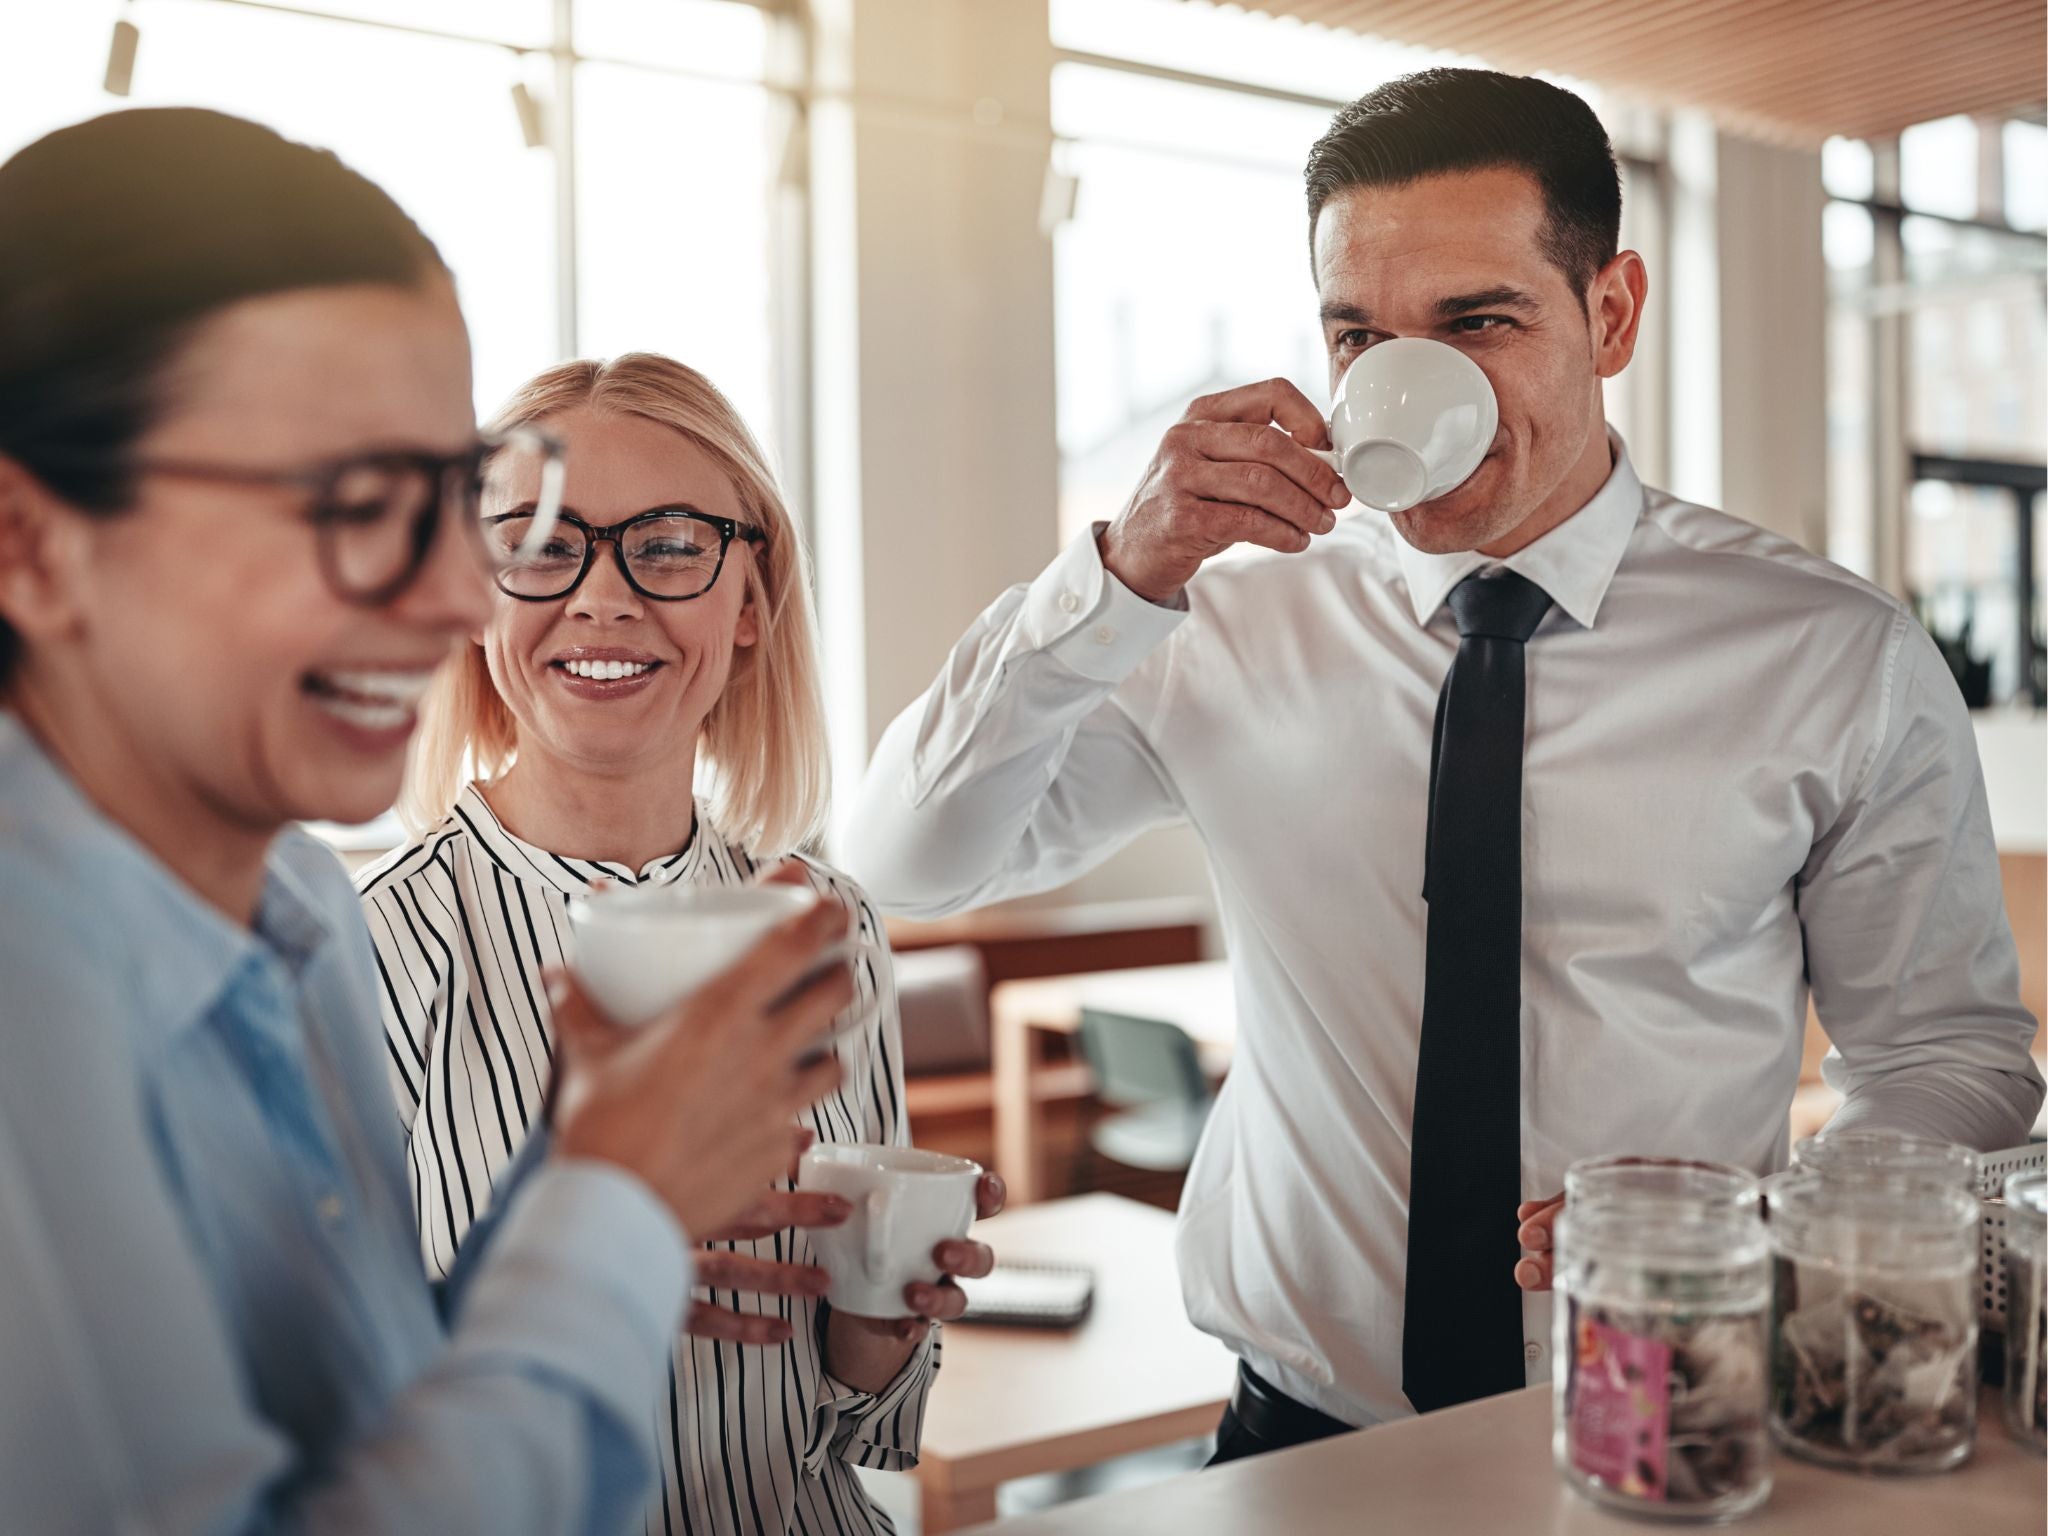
{"left": 0, "top": 456, "right": 94, "bottom": 654}
{"left": 1589, "top": 250, "right": 1648, "bottom": 380}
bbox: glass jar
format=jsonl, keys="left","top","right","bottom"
{"left": 1767, "top": 1170, "right": 1979, "bottom": 1472}
{"left": 1568, "top": 1156, "right": 1761, "bottom": 1213}
{"left": 1554, "top": 1199, "right": 1773, "bottom": 1522}
{"left": 2003, "top": 1170, "right": 2047, "bottom": 1455}
{"left": 1790, "top": 1129, "right": 1979, "bottom": 1192}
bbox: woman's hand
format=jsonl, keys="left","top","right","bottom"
{"left": 823, "top": 1172, "right": 1008, "bottom": 1391}
{"left": 687, "top": 1140, "right": 853, "bottom": 1346}
{"left": 548, "top": 899, "right": 852, "bottom": 1242}
{"left": 1515, "top": 1192, "right": 1564, "bottom": 1291}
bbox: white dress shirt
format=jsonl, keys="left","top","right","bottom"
{"left": 841, "top": 433, "right": 2044, "bottom": 1430}
{"left": 358, "top": 786, "right": 935, "bottom": 1536}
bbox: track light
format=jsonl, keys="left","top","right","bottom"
{"left": 509, "top": 81, "right": 546, "bottom": 149}
{"left": 1039, "top": 154, "right": 1080, "bottom": 238}
{"left": 104, "top": 17, "right": 140, "bottom": 98}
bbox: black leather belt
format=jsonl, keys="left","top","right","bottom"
{"left": 1230, "top": 1362, "right": 1354, "bottom": 1449}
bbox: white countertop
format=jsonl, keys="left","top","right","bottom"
{"left": 967, "top": 1385, "right": 2045, "bottom": 1535}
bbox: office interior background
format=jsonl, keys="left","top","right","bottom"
{"left": 5, "top": 1, "right": 2044, "bottom": 1526}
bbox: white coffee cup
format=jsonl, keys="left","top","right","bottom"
{"left": 797, "top": 1143, "right": 982, "bottom": 1319}
{"left": 1309, "top": 336, "right": 1499, "bottom": 513}
{"left": 568, "top": 882, "right": 814, "bottom": 1028}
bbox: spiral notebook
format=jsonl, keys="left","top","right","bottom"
{"left": 956, "top": 1261, "right": 1097, "bottom": 1329}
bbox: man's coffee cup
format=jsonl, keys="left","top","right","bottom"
{"left": 1310, "top": 336, "right": 1498, "bottom": 513}
{"left": 796, "top": 1143, "right": 982, "bottom": 1318}
{"left": 568, "top": 882, "right": 815, "bottom": 1028}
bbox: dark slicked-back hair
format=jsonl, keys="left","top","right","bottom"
{"left": 1304, "top": 68, "right": 1621, "bottom": 298}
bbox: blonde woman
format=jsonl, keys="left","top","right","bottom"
{"left": 357, "top": 354, "right": 1002, "bottom": 1536}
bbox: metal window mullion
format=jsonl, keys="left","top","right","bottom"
{"left": 1870, "top": 138, "right": 1908, "bottom": 597}
{"left": 550, "top": 0, "right": 578, "bottom": 361}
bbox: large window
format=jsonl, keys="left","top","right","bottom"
{"left": 1823, "top": 116, "right": 2048, "bottom": 707}
{"left": 2, "top": 0, "right": 791, "bottom": 444}
{"left": 1, "top": 0, "right": 796, "bottom": 846}
{"left": 1047, "top": 0, "right": 1669, "bottom": 545}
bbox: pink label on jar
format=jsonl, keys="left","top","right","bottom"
{"left": 1570, "top": 1314, "right": 1671, "bottom": 1500}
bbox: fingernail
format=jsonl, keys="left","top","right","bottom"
{"left": 808, "top": 1273, "right": 832, "bottom": 1296}
{"left": 1527, "top": 1227, "right": 1550, "bottom": 1251}
{"left": 1319, "top": 511, "right": 1337, "bottom": 533}
{"left": 822, "top": 1196, "right": 853, "bottom": 1219}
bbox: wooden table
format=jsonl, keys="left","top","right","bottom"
{"left": 961, "top": 1383, "right": 2045, "bottom": 1534}
{"left": 913, "top": 1193, "right": 1235, "bottom": 1533}
{"left": 988, "top": 961, "right": 1236, "bottom": 1204}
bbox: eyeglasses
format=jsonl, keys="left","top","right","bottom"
{"left": 485, "top": 508, "right": 765, "bottom": 603}
{"left": 126, "top": 426, "right": 566, "bottom": 606}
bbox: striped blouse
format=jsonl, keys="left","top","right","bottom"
{"left": 356, "top": 783, "right": 934, "bottom": 1536}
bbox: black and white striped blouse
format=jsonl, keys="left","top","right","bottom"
{"left": 356, "top": 783, "right": 933, "bottom": 1536}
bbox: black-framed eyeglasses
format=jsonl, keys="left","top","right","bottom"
{"left": 485, "top": 508, "right": 766, "bottom": 603}
{"left": 126, "top": 425, "right": 566, "bottom": 607}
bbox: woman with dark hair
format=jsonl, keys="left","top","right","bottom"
{"left": 0, "top": 107, "right": 848, "bottom": 1533}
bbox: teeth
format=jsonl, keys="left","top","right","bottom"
{"left": 562, "top": 659, "right": 652, "bottom": 681}
{"left": 319, "top": 669, "right": 436, "bottom": 704}
{"left": 311, "top": 693, "right": 413, "bottom": 732}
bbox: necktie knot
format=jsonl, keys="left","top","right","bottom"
{"left": 1447, "top": 568, "right": 1552, "bottom": 643}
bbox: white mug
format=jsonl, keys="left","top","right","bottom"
{"left": 568, "top": 882, "right": 813, "bottom": 1028}
{"left": 1310, "top": 336, "right": 1498, "bottom": 513}
{"left": 797, "top": 1143, "right": 982, "bottom": 1319}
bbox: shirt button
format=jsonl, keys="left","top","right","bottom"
{"left": 317, "top": 1193, "right": 345, "bottom": 1229}
{"left": 1524, "top": 1340, "right": 1543, "bottom": 1363}
{"left": 1058, "top": 591, "right": 1081, "bottom": 614}
{"left": 1093, "top": 625, "right": 1117, "bottom": 646}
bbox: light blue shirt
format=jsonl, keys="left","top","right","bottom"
{"left": 0, "top": 715, "right": 692, "bottom": 1535}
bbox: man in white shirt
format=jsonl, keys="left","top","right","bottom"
{"left": 841, "top": 68, "right": 2042, "bottom": 1459}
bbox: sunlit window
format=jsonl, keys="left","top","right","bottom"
{"left": 1, "top": 1, "right": 784, "bottom": 439}
{"left": 1898, "top": 114, "right": 1978, "bottom": 221}
{"left": 1046, "top": 0, "right": 1646, "bottom": 545}
{"left": 0, "top": 1, "right": 790, "bottom": 848}
{"left": 2002, "top": 120, "right": 2048, "bottom": 234}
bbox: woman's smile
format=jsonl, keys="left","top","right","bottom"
{"left": 546, "top": 643, "right": 667, "bottom": 701}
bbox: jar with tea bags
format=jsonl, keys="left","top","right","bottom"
{"left": 1554, "top": 1195, "right": 1773, "bottom": 1521}
{"left": 2003, "top": 1170, "right": 2047, "bottom": 1455}
{"left": 1767, "top": 1170, "right": 1979, "bottom": 1472}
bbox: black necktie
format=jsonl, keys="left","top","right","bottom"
{"left": 1402, "top": 567, "right": 1553, "bottom": 1415}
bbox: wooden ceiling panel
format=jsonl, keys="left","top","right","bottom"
{"left": 1206, "top": 0, "right": 2047, "bottom": 141}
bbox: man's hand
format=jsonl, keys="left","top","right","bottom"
{"left": 1099, "top": 378, "right": 1352, "bottom": 606}
{"left": 1515, "top": 1193, "right": 1564, "bottom": 1291}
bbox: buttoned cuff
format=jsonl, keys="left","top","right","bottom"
{"left": 807, "top": 1325, "right": 940, "bottom": 1473}
{"left": 451, "top": 1159, "right": 692, "bottom": 1436}
{"left": 1015, "top": 525, "right": 1188, "bottom": 684}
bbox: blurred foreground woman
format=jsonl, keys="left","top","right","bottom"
{"left": 0, "top": 108, "right": 845, "bottom": 1534}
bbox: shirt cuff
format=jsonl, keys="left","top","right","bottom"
{"left": 1015, "top": 524, "right": 1188, "bottom": 684}
{"left": 807, "top": 1325, "right": 940, "bottom": 1472}
{"left": 449, "top": 1158, "right": 692, "bottom": 1436}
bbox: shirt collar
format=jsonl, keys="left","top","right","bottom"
{"left": 1392, "top": 428, "right": 1644, "bottom": 631}
{"left": 452, "top": 781, "right": 716, "bottom": 896}
{"left": 0, "top": 714, "right": 335, "bottom": 1046}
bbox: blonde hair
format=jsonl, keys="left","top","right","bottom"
{"left": 401, "top": 353, "right": 830, "bottom": 857}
